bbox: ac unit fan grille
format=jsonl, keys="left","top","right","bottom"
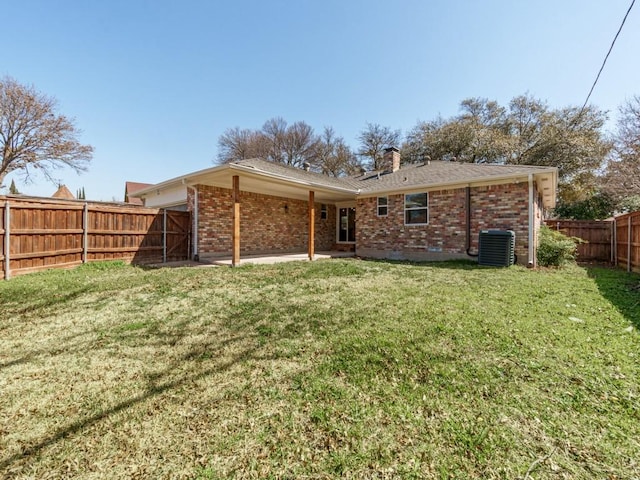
{"left": 478, "top": 230, "right": 515, "bottom": 267}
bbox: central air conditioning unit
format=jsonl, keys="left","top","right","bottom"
{"left": 478, "top": 230, "right": 515, "bottom": 267}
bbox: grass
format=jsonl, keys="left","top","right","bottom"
{"left": 0, "top": 259, "right": 638, "bottom": 479}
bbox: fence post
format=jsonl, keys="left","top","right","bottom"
{"left": 4, "top": 201, "right": 10, "bottom": 280}
{"left": 163, "top": 209, "right": 167, "bottom": 264}
{"left": 612, "top": 218, "right": 617, "bottom": 266}
{"left": 82, "top": 202, "right": 89, "bottom": 263}
{"left": 628, "top": 215, "right": 633, "bottom": 273}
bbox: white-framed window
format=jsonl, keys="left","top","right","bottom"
{"left": 320, "top": 204, "right": 328, "bottom": 220}
{"left": 377, "top": 196, "right": 388, "bottom": 216}
{"left": 404, "top": 192, "right": 428, "bottom": 225}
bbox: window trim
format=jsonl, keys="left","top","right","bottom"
{"left": 377, "top": 196, "right": 388, "bottom": 217}
{"left": 404, "top": 192, "right": 429, "bottom": 226}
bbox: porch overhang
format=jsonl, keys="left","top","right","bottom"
{"left": 135, "top": 163, "right": 357, "bottom": 203}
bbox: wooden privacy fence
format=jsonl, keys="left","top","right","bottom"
{"left": 615, "top": 211, "right": 640, "bottom": 273}
{"left": 546, "top": 212, "right": 640, "bottom": 272}
{"left": 1, "top": 197, "right": 190, "bottom": 279}
{"left": 546, "top": 219, "right": 614, "bottom": 262}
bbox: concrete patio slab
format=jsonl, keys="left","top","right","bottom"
{"left": 204, "top": 250, "right": 355, "bottom": 266}
{"left": 148, "top": 251, "right": 355, "bottom": 268}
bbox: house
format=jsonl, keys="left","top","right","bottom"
{"left": 124, "top": 181, "right": 153, "bottom": 206}
{"left": 134, "top": 148, "right": 557, "bottom": 266}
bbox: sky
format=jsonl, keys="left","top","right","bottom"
{"left": 2, "top": 0, "right": 639, "bottom": 201}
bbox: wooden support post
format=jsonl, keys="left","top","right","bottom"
{"left": 82, "top": 202, "right": 89, "bottom": 263}
{"left": 163, "top": 209, "right": 167, "bottom": 263}
{"left": 232, "top": 175, "right": 240, "bottom": 267}
{"left": 308, "top": 191, "right": 315, "bottom": 261}
{"left": 4, "top": 201, "right": 10, "bottom": 280}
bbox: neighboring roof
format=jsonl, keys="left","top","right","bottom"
{"left": 52, "top": 185, "right": 75, "bottom": 199}
{"left": 125, "top": 181, "right": 153, "bottom": 205}
{"left": 133, "top": 158, "right": 558, "bottom": 208}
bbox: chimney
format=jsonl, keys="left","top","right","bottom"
{"left": 383, "top": 147, "right": 401, "bottom": 172}
{"left": 303, "top": 162, "right": 311, "bottom": 171}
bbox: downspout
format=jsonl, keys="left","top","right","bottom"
{"left": 528, "top": 174, "right": 535, "bottom": 267}
{"left": 466, "top": 186, "right": 478, "bottom": 257}
{"left": 186, "top": 185, "right": 199, "bottom": 261}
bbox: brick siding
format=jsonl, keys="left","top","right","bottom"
{"left": 356, "top": 183, "right": 538, "bottom": 263}
{"left": 190, "top": 185, "right": 336, "bottom": 257}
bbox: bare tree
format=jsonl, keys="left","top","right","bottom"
{"left": 261, "top": 117, "right": 288, "bottom": 164}
{"left": 314, "top": 127, "right": 361, "bottom": 177}
{"left": 357, "top": 123, "right": 401, "bottom": 171}
{"left": 282, "top": 121, "right": 319, "bottom": 168}
{"left": 217, "top": 127, "right": 268, "bottom": 163}
{"left": 0, "top": 76, "right": 93, "bottom": 188}
{"left": 215, "top": 117, "right": 321, "bottom": 169}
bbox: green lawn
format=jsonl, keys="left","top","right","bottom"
{"left": 0, "top": 259, "right": 638, "bottom": 479}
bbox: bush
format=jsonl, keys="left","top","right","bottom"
{"left": 537, "top": 225, "right": 583, "bottom": 267}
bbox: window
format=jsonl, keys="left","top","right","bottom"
{"left": 404, "top": 192, "right": 428, "bottom": 225}
{"left": 320, "top": 204, "right": 327, "bottom": 220}
{"left": 377, "top": 196, "right": 388, "bottom": 216}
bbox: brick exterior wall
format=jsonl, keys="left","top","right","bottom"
{"left": 356, "top": 183, "right": 539, "bottom": 264}
{"left": 189, "top": 185, "right": 336, "bottom": 257}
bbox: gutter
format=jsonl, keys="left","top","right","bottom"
{"left": 528, "top": 174, "right": 535, "bottom": 267}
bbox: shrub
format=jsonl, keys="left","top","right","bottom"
{"left": 537, "top": 225, "right": 583, "bottom": 267}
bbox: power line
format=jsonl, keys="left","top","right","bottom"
{"left": 579, "top": 0, "right": 636, "bottom": 115}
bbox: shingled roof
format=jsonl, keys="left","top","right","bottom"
{"left": 231, "top": 158, "right": 554, "bottom": 194}
{"left": 353, "top": 161, "right": 555, "bottom": 193}
{"left": 230, "top": 158, "right": 363, "bottom": 190}
{"left": 133, "top": 157, "right": 557, "bottom": 208}
{"left": 51, "top": 185, "right": 75, "bottom": 199}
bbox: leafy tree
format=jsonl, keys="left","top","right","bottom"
{"left": 402, "top": 95, "right": 611, "bottom": 205}
{"left": 76, "top": 187, "right": 86, "bottom": 200}
{"left": 602, "top": 95, "right": 640, "bottom": 207}
{"left": 553, "top": 191, "right": 615, "bottom": 220}
{"left": 357, "top": 123, "right": 401, "bottom": 171}
{"left": 0, "top": 76, "right": 93, "bottom": 187}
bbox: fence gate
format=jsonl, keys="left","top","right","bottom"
{"left": 165, "top": 210, "right": 191, "bottom": 262}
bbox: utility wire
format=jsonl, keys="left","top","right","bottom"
{"left": 579, "top": 0, "right": 636, "bottom": 115}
